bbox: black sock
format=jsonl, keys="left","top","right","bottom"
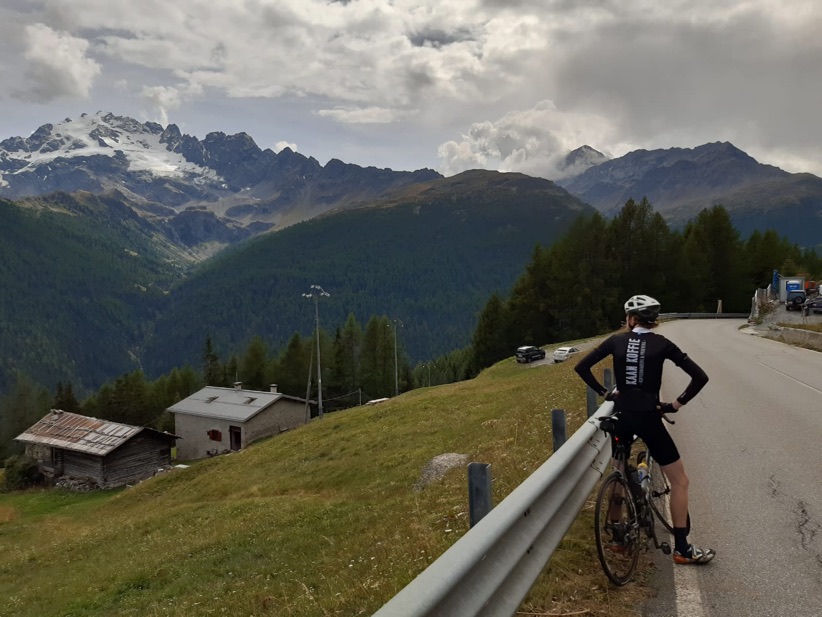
{"left": 673, "top": 528, "right": 690, "bottom": 555}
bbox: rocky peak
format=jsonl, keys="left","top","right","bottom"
{"left": 0, "top": 136, "right": 30, "bottom": 153}
{"left": 143, "top": 121, "right": 165, "bottom": 135}
{"left": 558, "top": 145, "right": 609, "bottom": 179}
{"left": 27, "top": 124, "right": 55, "bottom": 150}
{"left": 159, "top": 124, "right": 183, "bottom": 146}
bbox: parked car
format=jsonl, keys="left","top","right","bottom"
{"left": 553, "top": 346, "right": 580, "bottom": 362}
{"left": 804, "top": 297, "right": 822, "bottom": 314}
{"left": 786, "top": 290, "right": 807, "bottom": 311}
{"left": 515, "top": 346, "right": 546, "bottom": 363}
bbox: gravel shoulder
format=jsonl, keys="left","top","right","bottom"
{"left": 745, "top": 294, "right": 822, "bottom": 331}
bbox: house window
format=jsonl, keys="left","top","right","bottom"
{"left": 207, "top": 429, "right": 222, "bottom": 441}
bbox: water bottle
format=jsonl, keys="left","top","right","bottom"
{"left": 626, "top": 464, "right": 642, "bottom": 500}
{"left": 637, "top": 461, "right": 650, "bottom": 491}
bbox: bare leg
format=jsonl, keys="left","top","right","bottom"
{"left": 660, "top": 458, "right": 689, "bottom": 527}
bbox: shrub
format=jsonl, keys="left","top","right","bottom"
{"left": 2, "top": 455, "right": 43, "bottom": 491}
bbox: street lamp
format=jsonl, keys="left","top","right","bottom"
{"left": 392, "top": 318, "right": 403, "bottom": 397}
{"left": 303, "top": 285, "right": 330, "bottom": 419}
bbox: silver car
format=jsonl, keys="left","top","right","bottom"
{"left": 552, "top": 346, "right": 580, "bottom": 362}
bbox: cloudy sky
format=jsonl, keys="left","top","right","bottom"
{"left": 1, "top": 0, "right": 821, "bottom": 179}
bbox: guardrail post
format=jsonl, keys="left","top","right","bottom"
{"left": 551, "top": 408, "right": 567, "bottom": 452}
{"left": 586, "top": 386, "right": 598, "bottom": 417}
{"left": 468, "top": 463, "right": 492, "bottom": 527}
{"left": 603, "top": 367, "right": 613, "bottom": 391}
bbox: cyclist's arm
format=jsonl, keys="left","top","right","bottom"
{"left": 667, "top": 343, "right": 709, "bottom": 406}
{"left": 574, "top": 338, "right": 614, "bottom": 396}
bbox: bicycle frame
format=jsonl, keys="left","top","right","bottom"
{"left": 603, "top": 417, "right": 671, "bottom": 555}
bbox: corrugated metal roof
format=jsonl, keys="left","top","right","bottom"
{"left": 15, "top": 411, "right": 153, "bottom": 456}
{"left": 167, "top": 386, "right": 288, "bottom": 422}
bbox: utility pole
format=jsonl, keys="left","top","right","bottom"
{"left": 304, "top": 344, "right": 313, "bottom": 423}
{"left": 303, "top": 285, "right": 330, "bottom": 419}
{"left": 392, "top": 318, "right": 403, "bottom": 397}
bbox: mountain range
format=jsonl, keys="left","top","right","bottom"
{"left": 1, "top": 112, "right": 821, "bottom": 396}
{"left": 556, "top": 142, "right": 821, "bottom": 245}
{"left": 0, "top": 169, "right": 592, "bottom": 394}
{"left": 0, "top": 112, "right": 440, "bottom": 255}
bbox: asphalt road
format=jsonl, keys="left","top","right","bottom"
{"left": 643, "top": 319, "right": 822, "bottom": 617}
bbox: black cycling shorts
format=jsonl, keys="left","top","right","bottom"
{"left": 614, "top": 411, "right": 681, "bottom": 467}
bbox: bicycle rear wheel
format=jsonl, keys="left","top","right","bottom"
{"left": 594, "top": 472, "right": 640, "bottom": 585}
{"left": 648, "top": 458, "right": 674, "bottom": 534}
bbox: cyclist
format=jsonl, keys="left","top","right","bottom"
{"left": 574, "top": 294, "right": 715, "bottom": 565}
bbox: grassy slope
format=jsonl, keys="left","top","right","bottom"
{"left": 0, "top": 351, "right": 653, "bottom": 617}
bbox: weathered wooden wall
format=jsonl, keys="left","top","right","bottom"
{"left": 102, "top": 433, "right": 174, "bottom": 488}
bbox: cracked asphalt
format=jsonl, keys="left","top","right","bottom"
{"left": 640, "top": 319, "right": 822, "bottom": 617}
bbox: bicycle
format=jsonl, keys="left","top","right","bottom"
{"left": 593, "top": 413, "right": 676, "bottom": 585}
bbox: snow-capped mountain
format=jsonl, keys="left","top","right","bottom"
{"left": 0, "top": 112, "right": 441, "bottom": 241}
{"left": 0, "top": 113, "right": 219, "bottom": 187}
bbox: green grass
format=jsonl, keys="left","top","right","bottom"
{"left": 0, "top": 355, "right": 652, "bottom": 617}
{"left": 778, "top": 322, "right": 822, "bottom": 333}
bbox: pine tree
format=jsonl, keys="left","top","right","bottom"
{"left": 506, "top": 244, "right": 554, "bottom": 347}
{"left": 470, "top": 293, "right": 509, "bottom": 373}
{"left": 360, "top": 316, "right": 393, "bottom": 398}
{"left": 240, "top": 336, "right": 268, "bottom": 391}
{"left": 682, "top": 205, "right": 748, "bottom": 311}
{"left": 0, "top": 373, "right": 51, "bottom": 460}
{"left": 276, "top": 333, "right": 309, "bottom": 397}
{"left": 53, "top": 381, "right": 80, "bottom": 413}
{"left": 331, "top": 313, "right": 362, "bottom": 396}
{"left": 202, "top": 335, "right": 222, "bottom": 386}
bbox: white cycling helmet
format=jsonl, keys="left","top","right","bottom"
{"left": 624, "top": 294, "right": 661, "bottom": 322}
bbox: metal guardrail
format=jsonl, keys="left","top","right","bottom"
{"left": 373, "top": 403, "right": 615, "bottom": 617}
{"left": 661, "top": 312, "right": 749, "bottom": 319}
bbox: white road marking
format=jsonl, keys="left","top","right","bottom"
{"left": 673, "top": 534, "right": 705, "bottom": 617}
{"left": 661, "top": 489, "right": 708, "bottom": 617}
{"left": 752, "top": 358, "right": 822, "bottom": 395}
{"left": 673, "top": 547, "right": 707, "bottom": 617}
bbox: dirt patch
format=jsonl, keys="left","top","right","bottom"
{"left": 0, "top": 506, "right": 18, "bottom": 524}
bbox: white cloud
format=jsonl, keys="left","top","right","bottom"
{"left": 17, "top": 23, "right": 100, "bottom": 102}
{"left": 140, "top": 83, "right": 203, "bottom": 126}
{"left": 437, "top": 100, "right": 619, "bottom": 179}
{"left": 273, "top": 140, "right": 298, "bottom": 153}
{"left": 316, "top": 107, "right": 408, "bottom": 125}
{"left": 2, "top": 0, "right": 822, "bottom": 176}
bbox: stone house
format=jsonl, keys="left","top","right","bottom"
{"left": 15, "top": 410, "right": 178, "bottom": 489}
{"left": 167, "top": 383, "right": 312, "bottom": 461}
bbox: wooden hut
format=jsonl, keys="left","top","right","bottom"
{"left": 15, "top": 410, "right": 179, "bottom": 489}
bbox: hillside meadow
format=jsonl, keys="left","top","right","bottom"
{"left": 0, "top": 350, "right": 655, "bottom": 617}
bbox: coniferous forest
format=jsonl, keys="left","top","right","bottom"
{"left": 1, "top": 196, "right": 820, "bottom": 462}
{"left": 468, "top": 199, "right": 822, "bottom": 370}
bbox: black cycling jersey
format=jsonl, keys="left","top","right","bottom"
{"left": 574, "top": 329, "right": 709, "bottom": 412}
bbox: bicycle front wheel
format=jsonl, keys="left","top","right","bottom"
{"left": 649, "top": 458, "right": 674, "bottom": 534}
{"left": 594, "top": 472, "right": 640, "bottom": 586}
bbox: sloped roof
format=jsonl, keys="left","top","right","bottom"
{"left": 15, "top": 410, "right": 177, "bottom": 457}
{"left": 167, "top": 386, "right": 306, "bottom": 422}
